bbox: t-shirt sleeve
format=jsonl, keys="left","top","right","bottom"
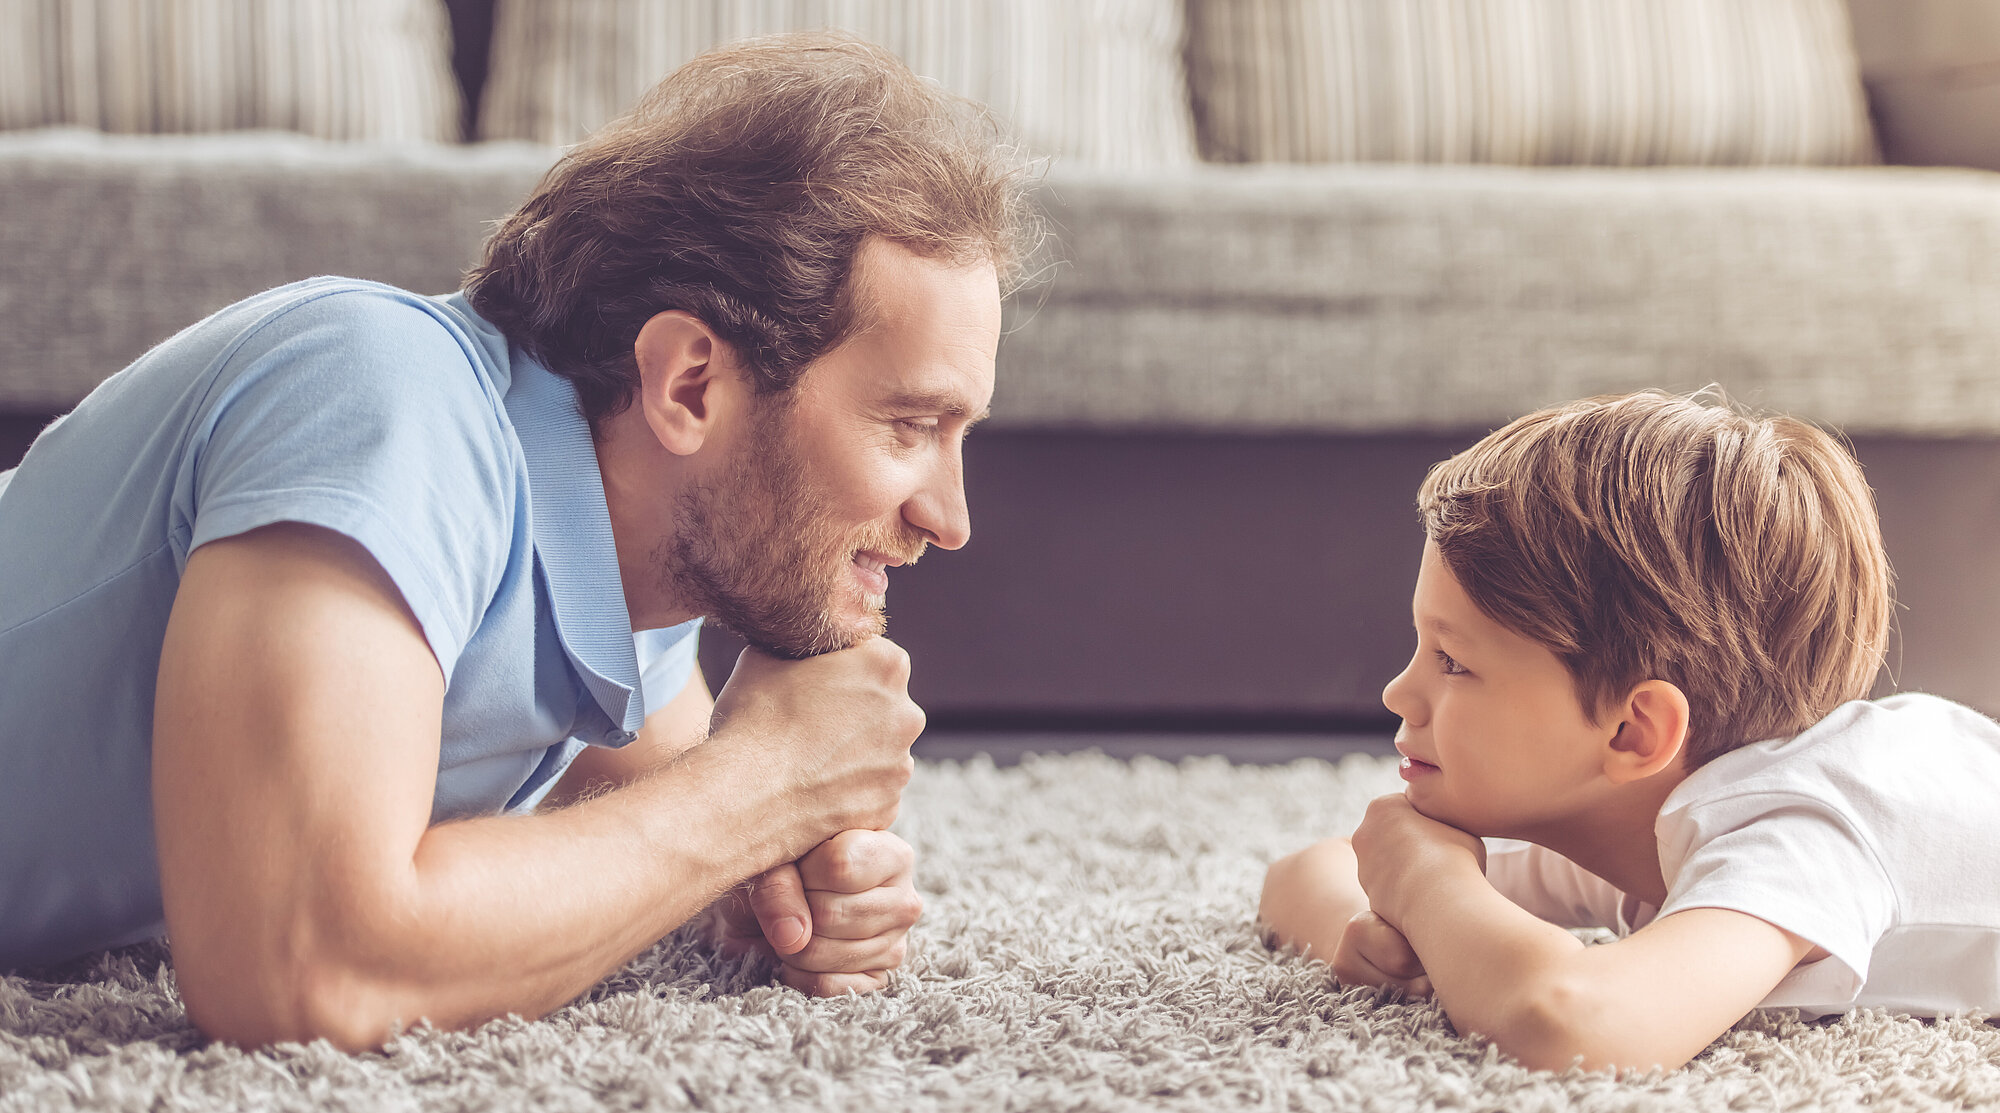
{"left": 1485, "top": 839, "right": 1628, "bottom": 929}
{"left": 1655, "top": 795, "right": 1898, "bottom": 1001}
{"left": 178, "top": 289, "right": 517, "bottom": 682}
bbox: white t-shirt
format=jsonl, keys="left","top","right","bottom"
{"left": 1486, "top": 693, "right": 2000, "bottom": 1017}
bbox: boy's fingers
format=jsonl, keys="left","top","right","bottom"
{"left": 748, "top": 863, "right": 813, "bottom": 955}
{"left": 1347, "top": 911, "right": 1428, "bottom": 981}
{"left": 1333, "top": 912, "right": 1430, "bottom": 995}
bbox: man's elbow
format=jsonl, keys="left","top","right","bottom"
{"left": 174, "top": 924, "right": 415, "bottom": 1052}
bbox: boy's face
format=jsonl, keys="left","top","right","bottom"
{"left": 1381, "top": 540, "right": 1618, "bottom": 840}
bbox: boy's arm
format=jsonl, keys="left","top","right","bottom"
{"left": 1261, "top": 838, "right": 1367, "bottom": 959}
{"left": 1261, "top": 837, "right": 1432, "bottom": 997}
{"left": 1354, "top": 795, "right": 1816, "bottom": 1073}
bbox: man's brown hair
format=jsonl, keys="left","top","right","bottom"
{"left": 464, "top": 31, "right": 1038, "bottom": 424}
{"left": 1417, "top": 390, "right": 1892, "bottom": 768}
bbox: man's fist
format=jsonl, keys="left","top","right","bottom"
{"left": 709, "top": 641, "right": 922, "bottom": 851}
{"left": 715, "top": 829, "right": 922, "bottom": 995}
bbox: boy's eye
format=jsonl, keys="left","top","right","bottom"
{"left": 1435, "top": 649, "right": 1467, "bottom": 676}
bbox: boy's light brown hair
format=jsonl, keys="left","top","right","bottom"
{"left": 1417, "top": 390, "right": 1892, "bottom": 768}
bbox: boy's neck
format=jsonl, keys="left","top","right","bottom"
{"left": 1523, "top": 765, "right": 1691, "bottom": 908}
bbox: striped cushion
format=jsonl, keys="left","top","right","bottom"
{"left": 0, "top": 0, "right": 460, "bottom": 142}
{"left": 477, "top": 0, "right": 1197, "bottom": 168}
{"left": 1187, "top": 0, "right": 1878, "bottom": 166}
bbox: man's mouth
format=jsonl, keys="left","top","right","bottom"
{"left": 850, "top": 550, "right": 904, "bottom": 595}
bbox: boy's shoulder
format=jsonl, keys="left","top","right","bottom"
{"left": 1660, "top": 693, "right": 2000, "bottom": 841}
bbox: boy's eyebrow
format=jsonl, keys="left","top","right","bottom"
{"left": 1419, "top": 616, "right": 1461, "bottom": 641}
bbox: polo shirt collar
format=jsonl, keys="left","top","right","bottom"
{"left": 502, "top": 355, "right": 646, "bottom": 734}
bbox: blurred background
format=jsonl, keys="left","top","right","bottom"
{"left": 3, "top": 1, "right": 1997, "bottom": 759}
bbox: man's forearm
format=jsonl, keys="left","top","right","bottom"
{"left": 284, "top": 737, "right": 807, "bottom": 1048}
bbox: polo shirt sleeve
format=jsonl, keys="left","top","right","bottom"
{"left": 635, "top": 619, "right": 704, "bottom": 718}
{"left": 1655, "top": 794, "right": 1898, "bottom": 1003}
{"left": 177, "top": 288, "right": 517, "bottom": 682}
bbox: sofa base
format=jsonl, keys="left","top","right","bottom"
{"left": 700, "top": 430, "right": 2000, "bottom": 729}
{"left": 9, "top": 416, "right": 1992, "bottom": 728}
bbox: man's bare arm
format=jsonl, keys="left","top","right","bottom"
{"left": 153, "top": 523, "right": 919, "bottom": 1050}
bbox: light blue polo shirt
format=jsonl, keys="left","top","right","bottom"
{"left": 0, "top": 277, "right": 699, "bottom": 969}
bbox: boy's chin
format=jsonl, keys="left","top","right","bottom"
{"left": 1401, "top": 790, "right": 1491, "bottom": 836}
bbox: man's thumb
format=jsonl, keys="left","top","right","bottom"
{"left": 749, "top": 863, "right": 812, "bottom": 955}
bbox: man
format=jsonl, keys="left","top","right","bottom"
{"left": 0, "top": 34, "right": 1033, "bottom": 1049}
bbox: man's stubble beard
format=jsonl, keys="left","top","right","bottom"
{"left": 661, "top": 400, "right": 929, "bottom": 659}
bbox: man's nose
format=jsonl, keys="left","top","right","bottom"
{"left": 906, "top": 454, "right": 971, "bottom": 551}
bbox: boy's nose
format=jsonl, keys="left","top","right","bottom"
{"left": 1381, "top": 660, "right": 1426, "bottom": 725}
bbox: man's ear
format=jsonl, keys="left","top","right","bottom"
{"left": 633, "top": 310, "right": 740, "bottom": 457}
{"left": 1603, "top": 679, "right": 1690, "bottom": 785}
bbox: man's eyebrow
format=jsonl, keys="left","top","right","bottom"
{"left": 884, "top": 389, "right": 990, "bottom": 423}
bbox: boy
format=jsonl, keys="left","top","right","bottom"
{"left": 1260, "top": 390, "right": 2000, "bottom": 1073}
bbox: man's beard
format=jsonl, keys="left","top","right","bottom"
{"left": 661, "top": 403, "right": 929, "bottom": 659}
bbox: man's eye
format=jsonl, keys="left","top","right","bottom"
{"left": 1435, "top": 650, "right": 1467, "bottom": 676}
{"left": 897, "top": 419, "right": 941, "bottom": 436}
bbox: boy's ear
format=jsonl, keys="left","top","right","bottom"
{"left": 1602, "top": 680, "right": 1690, "bottom": 785}
{"left": 632, "top": 310, "right": 743, "bottom": 457}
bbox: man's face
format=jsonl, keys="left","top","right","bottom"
{"left": 1379, "top": 540, "right": 1614, "bottom": 840}
{"left": 666, "top": 241, "right": 1001, "bottom": 658}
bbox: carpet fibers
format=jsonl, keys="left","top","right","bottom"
{"left": 4, "top": 752, "right": 1997, "bottom": 1111}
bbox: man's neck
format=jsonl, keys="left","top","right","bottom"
{"left": 594, "top": 411, "right": 703, "bottom": 632}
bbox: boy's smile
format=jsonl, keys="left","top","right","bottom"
{"left": 1381, "top": 540, "right": 1620, "bottom": 842}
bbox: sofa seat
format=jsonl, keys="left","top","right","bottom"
{"left": 1000, "top": 162, "right": 2000, "bottom": 435}
{"left": 9, "top": 130, "right": 2000, "bottom": 439}
{"left": 0, "top": 128, "right": 554, "bottom": 410}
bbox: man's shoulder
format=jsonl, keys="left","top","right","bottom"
{"left": 219, "top": 278, "right": 509, "bottom": 395}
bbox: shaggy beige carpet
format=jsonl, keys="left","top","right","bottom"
{"left": 3, "top": 751, "right": 1997, "bottom": 1112}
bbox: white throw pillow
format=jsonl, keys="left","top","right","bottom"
{"left": 0, "top": 0, "right": 460, "bottom": 141}
{"left": 477, "top": 0, "right": 1198, "bottom": 168}
{"left": 1187, "top": 0, "right": 1879, "bottom": 165}
{"left": 1846, "top": 0, "right": 2000, "bottom": 171}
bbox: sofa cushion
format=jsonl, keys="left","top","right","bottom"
{"left": 476, "top": 0, "right": 1197, "bottom": 169}
{"left": 0, "top": 129, "right": 553, "bottom": 409}
{"left": 994, "top": 163, "right": 2000, "bottom": 435}
{"left": 1187, "top": 0, "right": 1878, "bottom": 167}
{"left": 0, "top": 0, "right": 461, "bottom": 142}
{"left": 8, "top": 133, "right": 1999, "bottom": 438}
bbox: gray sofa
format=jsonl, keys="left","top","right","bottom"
{"left": 7, "top": 7, "right": 2000, "bottom": 731}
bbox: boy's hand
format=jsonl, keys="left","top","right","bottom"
{"left": 1350, "top": 794, "right": 1486, "bottom": 928}
{"left": 715, "top": 829, "right": 922, "bottom": 996}
{"left": 1332, "top": 910, "right": 1432, "bottom": 998}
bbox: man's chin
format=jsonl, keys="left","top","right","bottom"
{"left": 727, "top": 600, "right": 886, "bottom": 660}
